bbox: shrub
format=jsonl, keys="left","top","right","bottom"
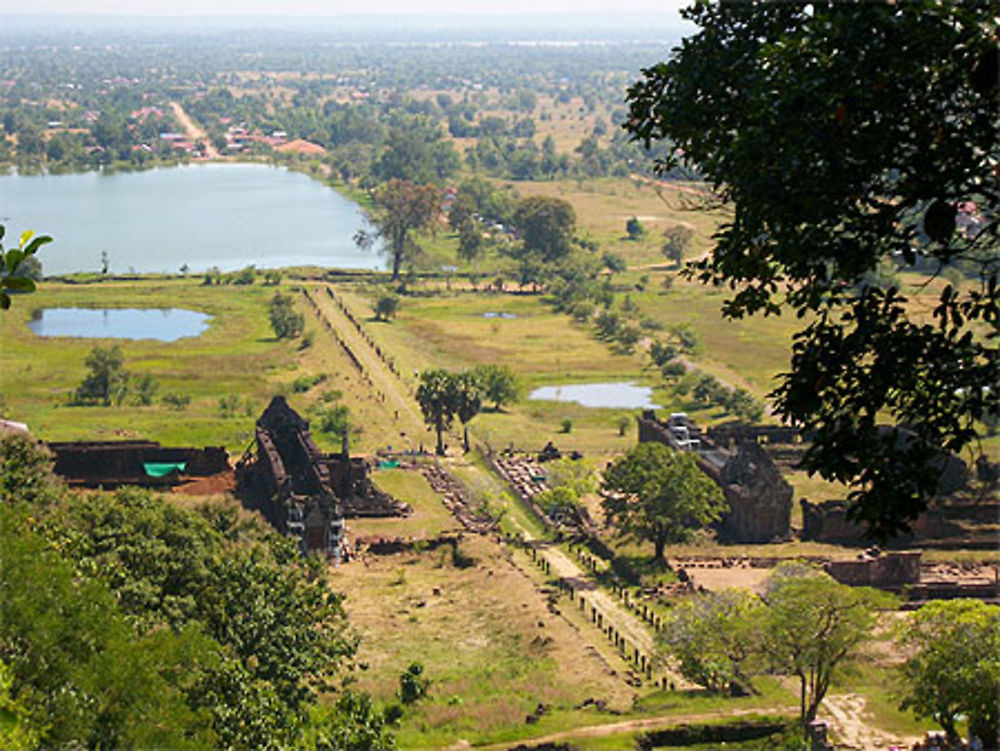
{"left": 374, "top": 294, "right": 400, "bottom": 321}
{"left": 291, "top": 373, "right": 327, "bottom": 394}
{"left": 268, "top": 293, "right": 304, "bottom": 339}
{"left": 218, "top": 394, "right": 241, "bottom": 417}
{"left": 161, "top": 393, "right": 191, "bottom": 411}
{"left": 232, "top": 266, "right": 257, "bottom": 285}
{"left": 617, "top": 415, "right": 631, "bottom": 436}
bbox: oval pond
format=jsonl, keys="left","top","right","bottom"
{"left": 528, "top": 382, "right": 661, "bottom": 410}
{"left": 28, "top": 308, "right": 211, "bottom": 342}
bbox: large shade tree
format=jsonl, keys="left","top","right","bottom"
{"left": 898, "top": 599, "right": 1000, "bottom": 747}
{"left": 625, "top": 1, "right": 999, "bottom": 539}
{"left": 759, "top": 567, "right": 894, "bottom": 734}
{"left": 415, "top": 369, "right": 482, "bottom": 456}
{"left": 601, "top": 442, "right": 725, "bottom": 561}
{"left": 355, "top": 179, "right": 440, "bottom": 280}
{"left": 513, "top": 196, "right": 577, "bottom": 264}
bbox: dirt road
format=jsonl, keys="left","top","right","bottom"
{"left": 170, "top": 101, "right": 219, "bottom": 158}
{"left": 308, "top": 284, "right": 425, "bottom": 436}
{"left": 451, "top": 704, "right": 798, "bottom": 750}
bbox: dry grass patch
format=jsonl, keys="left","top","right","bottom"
{"left": 329, "top": 534, "right": 632, "bottom": 748}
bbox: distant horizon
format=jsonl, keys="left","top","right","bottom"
{"left": 1, "top": 0, "right": 689, "bottom": 16}
{"left": 0, "top": 10, "right": 692, "bottom": 42}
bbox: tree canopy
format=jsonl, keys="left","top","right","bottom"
{"left": 758, "top": 566, "right": 894, "bottom": 732}
{"left": 415, "top": 369, "right": 483, "bottom": 455}
{"left": 625, "top": 0, "right": 999, "bottom": 539}
{"left": 0, "top": 434, "right": 369, "bottom": 750}
{"left": 356, "top": 179, "right": 440, "bottom": 280}
{"left": 513, "top": 195, "right": 577, "bottom": 265}
{"left": 898, "top": 599, "right": 1000, "bottom": 747}
{"left": 601, "top": 442, "right": 725, "bottom": 561}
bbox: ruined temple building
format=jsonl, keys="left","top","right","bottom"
{"left": 637, "top": 410, "right": 794, "bottom": 542}
{"left": 235, "top": 396, "right": 408, "bottom": 559}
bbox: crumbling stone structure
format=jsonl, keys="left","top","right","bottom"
{"left": 236, "top": 396, "right": 407, "bottom": 558}
{"left": 637, "top": 411, "right": 792, "bottom": 543}
{"left": 825, "top": 551, "right": 922, "bottom": 588}
{"left": 48, "top": 440, "right": 229, "bottom": 487}
{"left": 801, "top": 497, "right": 1000, "bottom": 546}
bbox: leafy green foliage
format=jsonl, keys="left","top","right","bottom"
{"left": 533, "top": 486, "right": 580, "bottom": 523}
{"left": 217, "top": 393, "right": 242, "bottom": 417}
{"left": 397, "top": 662, "right": 430, "bottom": 705}
{"left": 898, "top": 600, "right": 1000, "bottom": 746}
{"left": 303, "top": 692, "right": 398, "bottom": 751}
{"left": 415, "top": 369, "right": 483, "bottom": 455}
{"left": 232, "top": 265, "right": 257, "bottom": 285}
{"left": 44, "top": 488, "right": 357, "bottom": 747}
{"left": 292, "top": 373, "right": 328, "bottom": 393}
{"left": 661, "top": 225, "right": 692, "bottom": 267}
{"left": 626, "top": 1, "right": 999, "bottom": 539}
{"left": 512, "top": 196, "right": 577, "bottom": 265}
{"left": 269, "top": 291, "right": 305, "bottom": 339}
{"left": 314, "top": 403, "right": 352, "bottom": 440}
{"left": 0, "top": 433, "right": 61, "bottom": 508}
{"left": 373, "top": 120, "right": 458, "bottom": 185}
{"left": 0, "top": 506, "right": 217, "bottom": 750}
{"left": 601, "top": 442, "right": 725, "bottom": 560}
{"left": 161, "top": 392, "right": 192, "bottom": 410}
{"left": 0, "top": 659, "right": 41, "bottom": 751}
{"left": 355, "top": 179, "right": 440, "bottom": 280}
{"left": 758, "top": 566, "right": 895, "bottom": 732}
{"left": 473, "top": 364, "right": 520, "bottom": 411}
{"left": 374, "top": 293, "right": 400, "bottom": 321}
{"left": 73, "top": 344, "right": 131, "bottom": 406}
{"left": 660, "top": 589, "right": 761, "bottom": 695}
{"left": 625, "top": 216, "right": 645, "bottom": 241}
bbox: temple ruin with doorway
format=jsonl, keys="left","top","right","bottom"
{"left": 637, "top": 411, "right": 793, "bottom": 543}
{"left": 235, "top": 396, "right": 408, "bottom": 559}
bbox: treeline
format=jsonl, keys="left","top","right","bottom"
{"left": 0, "top": 32, "right": 695, "bottom": 180}
{"left": 0, "top": 434, "right": 398, "bottom": 750}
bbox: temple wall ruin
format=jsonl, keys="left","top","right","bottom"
{"left": 48, "top": 440, "right": 229, "bottom": 485}
{"left": 825, "top": 551, "right": 922, "bottom": 587}
{"left": 637, "top": 411, "right": 792, "bottom": 543}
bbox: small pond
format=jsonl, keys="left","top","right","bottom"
{"left": 528, "top": 381, "right": 661, "bottom": 410}
{"left": 27, "top": 308, "right": 211, "bottom": 342}
{"left": 482, "top": 312, "right": 518, "bottom": 319}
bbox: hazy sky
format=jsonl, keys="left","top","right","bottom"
{"left": 2, "top": 0, "right": 689, "bottom": 17}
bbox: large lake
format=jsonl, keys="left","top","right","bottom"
{"left": 0, "top": 163, "right": 381, "bottom": 275}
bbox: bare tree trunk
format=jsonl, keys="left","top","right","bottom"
{"left": 435, "top": 415, "right": 445, "bottom": 456}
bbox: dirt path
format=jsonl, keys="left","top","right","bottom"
{"left": 539, "top": 542, "right": 656, "bottom": 654}
{"left": 629, "top": 172, "right": 716, "bottom": 202}
{"left": 821, "top": 693, "right": 920, "bottom": 751}
{"left": 170, "top": 101, "right": 219, "bottom": 158}
{"left": 450, "top": 704, "right": 798, "bottom": 750}
{"left": 308, "top": 284, "right": 425, "bottom": 437}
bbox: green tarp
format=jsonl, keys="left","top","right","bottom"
{"left": 378, "top": 460, "right": 400, "bottom": 469}
{"left": 143, "top": 462, "right": 187, "bottom": 478}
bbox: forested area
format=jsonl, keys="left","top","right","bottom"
{"left": 0, "top": 433, "right": 397, "bottom": 750}
{"left": 0, "top": 32, "right": 687, "bottom": 179}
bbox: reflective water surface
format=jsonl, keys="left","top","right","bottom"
{"left": 28, "top": 307, "right": 212, "bottom": 342}
{"left": 528, "top": 382, "right": 661, "bottom": 409}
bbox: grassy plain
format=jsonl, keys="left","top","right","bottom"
{"left": 0, "top": 277, "right": 418, "bottom": 454}
{"left": 330, "top": 530, "right": 799, "bottom": 750}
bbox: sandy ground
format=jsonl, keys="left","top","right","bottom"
{"left": 822, "top": 693, "right": 921, "bottom": 751}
